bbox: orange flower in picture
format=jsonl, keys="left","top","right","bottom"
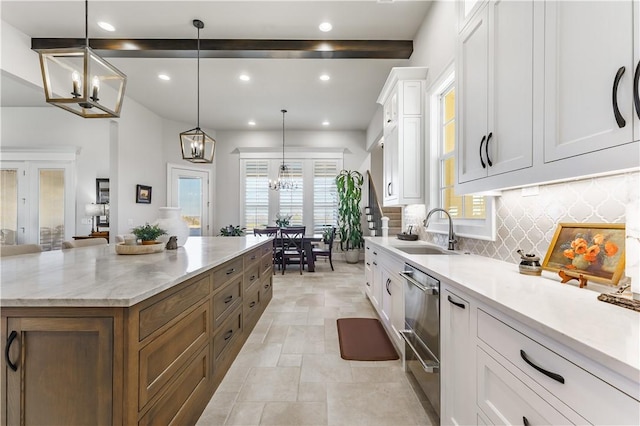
{"left": 542, "top": 223, "right": 626, "bottom": 286}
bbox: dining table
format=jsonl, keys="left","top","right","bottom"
{"left": 255, "top": 230, "right": 324, "bottom": 272}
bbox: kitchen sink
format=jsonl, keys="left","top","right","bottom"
{"left": 393, "top": 245, "right": 458, "bottom": 255}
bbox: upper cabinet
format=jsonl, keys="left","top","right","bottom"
{"left": 455, "top": 0, "right": 640, "bottom": 195}
{"left": 457, "top": 0, "right": 535, "bottom": 184}
{"left": 544, "top": 1, "right": 637, "bottom": 162}
{"left": 377, "top": 67, "right": 428, "bottom": 206}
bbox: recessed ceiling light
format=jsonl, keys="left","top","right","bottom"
{"left": 319, "top": 74, "right": 330, "bottom": 81}
{"left": 97, "top": 21, "right": 115, "bottom": 32}
{"left": 248, "top": 121, "right": 256, "bottom": 126}
{"left": 319, "top": 22, "right": 333, "bottom": 32}
{"left": 239, "top": 74, "right": 251, "bottom": 81}
{"left": 158, "top": 74, "right": 171, "bottom": 81}
{"left": 322, "top": 121, "right": 330, "bottom": 126}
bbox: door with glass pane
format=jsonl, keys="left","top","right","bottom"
{"left": 1, "top": 162, "right": 74, "bottom": 249}
{"left": 169, "top": 166, "right": 210, "bottom": 236}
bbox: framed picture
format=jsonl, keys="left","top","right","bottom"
{"left": 136, "top": 184, "right": 152, "bottom": 204}
{"left": 542, "top": 223, "right": 625, "bottom": 286}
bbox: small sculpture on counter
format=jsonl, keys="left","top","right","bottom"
{"left": 517, "top": 249, "right": 542, "bottom": 276}
{"left": 165, "top": 236, "right": 178, "bottom": 250}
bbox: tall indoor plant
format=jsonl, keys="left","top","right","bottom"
{"left": 336, "top": 170, "right": 364, "bottom": 263}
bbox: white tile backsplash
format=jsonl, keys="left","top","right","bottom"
{"left": 405, "top": 171, "right": 640, "bottom": 293}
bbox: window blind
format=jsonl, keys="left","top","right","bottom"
{"left": 278, "top": 161, "right": 304, "bottom": 226}
{"left": 244, "top": 160, "right": 269, "bottom": 230}
{"left": 313, "top": 160, "right": 338, "bottom": 234}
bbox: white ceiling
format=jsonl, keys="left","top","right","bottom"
{"left": 1, "top": 1, "right": 432, "bottom": 131}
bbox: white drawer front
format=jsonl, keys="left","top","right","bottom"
{"left": 478, "top": 309, "right": 640, "bottom": 425}
{"left": 477, "top": 348, "right": 573, "bottom": 425}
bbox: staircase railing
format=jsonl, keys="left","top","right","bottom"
{"left": 366, "top": 170, "right": 383, "bottom": 236}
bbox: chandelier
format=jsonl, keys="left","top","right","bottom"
{"left": 179, "top": 19, "right": 216, "bottom": 163}
{"left": 269, "top": 109, "right": 298, "bottom": 191}
{"left": 36, "top": 0, "right": 127, "bottom": 118}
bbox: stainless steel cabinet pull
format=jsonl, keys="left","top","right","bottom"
{"left": 485, "top": 132, "right": 493, "bottom": 167}
{"left": 447, "top": 295, "right": 465, "bottom": 309}
{"left": 373, "top": 261, "right": 377, "bottom": 266}
{"left": 479, "top": 135, "right": 487, "bottom": 168}
{"left": 634, "top": 61, "right": 640, "bottom": 120}
{"left": 399, "top": 271, "right": 438, "bottom": 295}
{"left": 5, "top": 330, "right": 18, "bottom": 372}
{"left": 612, "top": 66, "right": 626, "bottom": 128}
{"left": 520, "top": 349, "right": 565, "bottom": 384}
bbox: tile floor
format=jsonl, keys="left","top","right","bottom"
{"left": 196, "top": 260, "right": 434, "bottom": 426}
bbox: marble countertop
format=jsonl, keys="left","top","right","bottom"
{"left": 365, "top": 237, "right": 640, "bottom": 382}
{"left": 0, "top": 236, "right": 271, "bottom": 308}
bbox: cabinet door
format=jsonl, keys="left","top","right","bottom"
{"left": 486, "top": 0, "right": 534, "bottom": 176}
{"left": 441, "top": 289, "right": 474, "bottom": 426}
{"left": 389, "top": 272, "right": 404, "bottom": 355}
{"left": 380, "top": 269, "right": 392, "bottom": 325}
{"left": 399, "top": 116, "right": 423, "bottom": 202}
{"left": 364, "top": 250, "right": 374, "bottom": 299}
{"left": 458, "top": 6, "right": 490, "bottom": 183}
{"left": 5, "top": 317, "right": 113, "bottom": 425}
{"left": 384, "top": 91, "right": 398, "bottom": 130}
{"left": 544, "top": 0, "right": 635, "bottom": 162}
{"left": 383, "top": 126, "right": 399, "bottom": 206}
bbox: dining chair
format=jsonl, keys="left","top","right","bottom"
{"left": 0, "top": 244, "right": 42, "bottom": 257}
{"left": 254, "top": 227, "right": 280, "bottom": 274}
{"left": 279, "top": 226, "right": 306, "bottom": 275}
{"left": 61, "top": 238, "right": 108, "bottom": 249}
{"left": 312, "top": 227, "right": 336, "bottom": 271}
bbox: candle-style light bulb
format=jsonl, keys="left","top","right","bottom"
{"left": 91, "top": 76, "right": 100, "bottom": 101}
{"left": 71, "top": 71, "right": 82, "bottom": 97}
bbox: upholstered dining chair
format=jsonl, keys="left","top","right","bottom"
{"left": 0, "top": 244, "right": 42, "bottom": 257}
{"left": 312, "top": 227, "right": 336, "bottom": 271}
{"left": 279, "top": 226, "right": 306, "bottom": 275}
{"left": 61, "top": 238, "right": 108, "bottom": 249}
{"left": 254, "top": 227, "right": 280, "bottom": 274}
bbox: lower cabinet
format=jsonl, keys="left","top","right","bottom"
{"left": 1, "top": 241, "right": 274, "bottom": 426}
{"left": 440, "top": 282, "right": 640, "bottom": 425}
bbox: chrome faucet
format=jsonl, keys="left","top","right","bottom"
{"left": 423, "top": 208, "right": 457, "bottom": 250}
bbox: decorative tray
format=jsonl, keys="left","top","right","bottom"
{"left": 115, "top": 242, "right": 164, "bottom": 255}
{"left": 396, "top": 233, "right": 418, "bottom": 241}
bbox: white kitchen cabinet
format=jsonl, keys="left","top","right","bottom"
{"left": 457, "top": 0, "right": 486, "bottom": 33}
{"left": 544, "top": 0, "right": 637, "bottom": 163}
{"left": 364, "top": 243, "right": 381, "bottom": 310}
{"left": 457, "top": 0, "right": 535, "bottom": 184}
{"left": 440, "top": 287, "right": 475, "bottom": 426}
{"left": 379, "top": 261, "right": 404, "bottom": 353}
{"left": 377, "top": 67, "right": 427, "bottom": 206}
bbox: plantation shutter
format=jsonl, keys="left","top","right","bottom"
{"left": 278, "top": 161, "right": 304, "bottom": 226}
{"left": 243, "top": 160, "right": 269, "bottom": 231}
{"left": 313, "top": 160, "right": 339, "bottom": 234}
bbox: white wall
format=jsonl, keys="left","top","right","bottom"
{"left": 213, "top": 130, "right": 367, "bottom": 231}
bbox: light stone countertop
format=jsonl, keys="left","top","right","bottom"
{"left": 365, "top": 236, "right": 640, "bottom": 384}
{"left": 0, "top": 236, "right": 272, "bottom": 308}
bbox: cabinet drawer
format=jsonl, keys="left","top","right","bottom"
{"left": 260, "top": 241, "right": 273, "bottom": 257}
{"left": 260, "top": 251, "right": 273, "bottom": 276}
{"left": 212, "top": 277, "right": 242, "bottom": 328}
{"left": 243, "top": 285, "right": 261, "bottom": 322}
{"left": 139, "top": 273, "right": 210, "bottom": 340}
{"left": 478, "top": 309, "right": 639, "bottom": 424}
{"left": 138, "top": 301, "right": 209, "bottom": 409}
{"left": 138, "top": 343, "right": 210, "bottom": 426}
{"left": 262, "top": 276, "right": 273, "bottom": 306}
{"left": 213, "top": 306, "right": 242, "bottom": 361}
{"left": 243, "top": 247, "right": 261, "bottom": 267}
{"left": 212, "top": 257, "right": 243, "bottom": 290}
{"left": 477, "top": 348, "right": 573, "bottom": 425}
{"left": 244, "top": 263, "right": 260, "bottom": 291}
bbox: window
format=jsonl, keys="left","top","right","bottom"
{"left": 428, "top": 65, "right": 495, "bottom": 241}
{"left": 240, "top": 152, "right": 342, "bottom": 234}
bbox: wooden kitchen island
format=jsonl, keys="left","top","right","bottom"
{"left": 0, "top": 236, "right": 274, "bottom": 425}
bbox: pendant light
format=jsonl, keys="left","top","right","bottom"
{"left": 36, "top": 0, "right": 127, "bottom": 118}
{"left": 269, "top": 109, "right": 298, "bottom": 191}
{"left": 180, "top": 19, "right": 216, "bottom": 163}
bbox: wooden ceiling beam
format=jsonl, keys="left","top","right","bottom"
{"left": 31, "top": 38, "right": 413, "bottom": 59}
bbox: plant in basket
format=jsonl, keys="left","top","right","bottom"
{"left": 131, "top": 223, "right": 167, "bottom": 244}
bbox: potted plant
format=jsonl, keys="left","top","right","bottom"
{"left": 336, "top": 170, "right": 364, "bottom": 263}
{"left": 274, "top": 213, "right": 292, "bottom": 228}
{"left": 131, "top": 223, "right": 167, "bottom": 245}
{"left": 219, "top": 225, "right": 246, "bottom": 236}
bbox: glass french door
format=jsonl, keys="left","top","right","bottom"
{"left": 168, "top": 165, "right": 210, "bottom": 236}
{"left": 0, "top": 161, "right": 74, "bottom": 249}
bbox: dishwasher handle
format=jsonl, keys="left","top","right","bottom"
{"left": 399, "top": 271, "right": 439, "bottom": 295}
{"left": 399, "top": 330, "right": 439, "bottom": 373}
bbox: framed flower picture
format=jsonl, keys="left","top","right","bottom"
{"left": 542, "top": 223, "right": 625, "bottom": 286}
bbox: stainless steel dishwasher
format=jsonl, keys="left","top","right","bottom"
{"left": 399, "top": 263, "right": 440, "bottom": 420}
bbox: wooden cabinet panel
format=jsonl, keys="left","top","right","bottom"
{"left": 139, "top": 274, "right": 210, "bottom": 340}
{"left": 244, "top": 285, "right": 261, "bottom": 319}
{"left": 5, "top": 316, "right": 114, "bottom": 426}
{"left": 138, "top": 301, "right": 209, "bottom": 409}
{"left": 212, "top": 277, "right": 242, "bottom": 328}
{"left": 213, "top": 306, "right": 243, "bottom": 362}
{"left": 243, "top": 247, "right": 261, "bottom": 267}
{"left": 244, "top": 263, "right": 260, "bottom": 292}
{"left": 261, "top": 275, "right": 273, "bottom": 306}
{"left": 212, "top": 258, "right": 243, "bottom": 291}
{"left": 138, "top": 344, "right": 210, "bottom": 426}
{"left": 260, "top": 251, "right": 273, "bottom": 277}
